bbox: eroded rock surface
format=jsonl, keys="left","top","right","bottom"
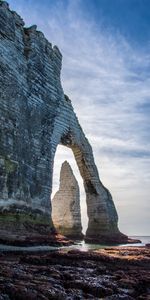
{"left": 52, "top": 161, "right": 83, "bottom": 239}
{"left": 0, "top": 1, "right": 127, "bottom": 243}
{"left": 0, "top": 247, "right": 149, "bottom": 299}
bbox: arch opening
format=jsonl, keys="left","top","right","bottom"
{"left": 49, "top": 114, "right": 126, "bottom": 244}
{"left": 51, "top": 145, "right": 88, "bottom": 238}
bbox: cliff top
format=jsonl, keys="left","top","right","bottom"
{"left": 0, "top": 0, "right": 62, "bottom": 58}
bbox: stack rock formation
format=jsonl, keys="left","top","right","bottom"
{"left": 0, "top": 1, "right": 128, "bottom": 243}
{"left": 52, "top": 161, "right": 83, "bottom": 239}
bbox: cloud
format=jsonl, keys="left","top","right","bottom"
{"left": 8, "top": 0, "right": 150, "bottom": 235}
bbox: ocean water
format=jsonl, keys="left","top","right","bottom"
{"left": 127, "top": 236, "right": 150, "bottom": 246}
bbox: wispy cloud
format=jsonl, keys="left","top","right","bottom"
{"left": 8, "top": 0, "right": 150, "bottom": 235}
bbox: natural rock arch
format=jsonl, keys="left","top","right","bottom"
{"left": 49, "top": 95, "right": 126, "bottom": 243}
{"left": 0, "top": 2, "right": 127, "bottom": 243}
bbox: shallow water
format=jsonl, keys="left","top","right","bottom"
{"left": 130, "top": 236, "right": 150, "bottom": 244}
{"left": 120, "top": 236, "right": 150, "bottom": 247}
{"left": 0, "top": 236, "right": 149, "bottom": 253}
{"left": 69, "top": 236, "right": 150, "bottom": 251}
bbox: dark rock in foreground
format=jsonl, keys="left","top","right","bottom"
{"left": 0, "top": 246, "right": 149, "bottom": 299}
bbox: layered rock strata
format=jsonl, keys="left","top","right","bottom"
{"left": 52, "top": 161, "right": 83, "bottom": 239}
{"left": 0, "top": 1, "right": 128, "bottom": 243}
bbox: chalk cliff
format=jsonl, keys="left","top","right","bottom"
{"left": 0, "top": 1, "right": 128, "bottom": 243}
{"left": 52, "top": 161, "right": 83, "bottom": 239}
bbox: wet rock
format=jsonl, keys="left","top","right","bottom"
{"left": 105, "top": 295, "right": 134, "bottom": 300}
{"left": 0, "top": 246, "right": 149, "bottom": 299}
{"left": 0, "top": 231, "right": 74, "bottom": 246}
{"left": 118, "top": 278, "right": 137, "bottom": 289}
{"left": 0, "top": 295, "right": 10, "bottom": 300}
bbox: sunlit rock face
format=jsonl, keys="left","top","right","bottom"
{"left": 0, "top": 2, "right": 127, "bottom": 243}
{"left": 52, "top": 161, "right": 83, "bottom": 239}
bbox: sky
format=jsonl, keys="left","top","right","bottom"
{"left": 8, "top": 0, "right": 150, "bottom": 236}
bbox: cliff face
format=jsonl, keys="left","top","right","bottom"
{"left": 0, "top": 2, "right": 127, "bottom": 243}
{"left": 0, "top": 1, "right": 64, "bottom": 233}
{"left": 52, "top": 161, "right": 83, "bottom": 239}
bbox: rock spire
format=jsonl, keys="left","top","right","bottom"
{"left": 52, "top": 161, "right": 83, "bottom": 239}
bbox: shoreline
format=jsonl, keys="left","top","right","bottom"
{"left": 0, "top": 229, "right": 147, "bottom": 249}
{"left": 0, "top": 241, "right": 147, "bottom": 254}
{"left": 0, "top": 238, "right": 149, "bottom": 256}
{"left": 0, "top": 235, "right": 149, "bottom": 254}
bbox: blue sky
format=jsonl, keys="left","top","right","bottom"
{"left": 8, "top": 0, "right": 150, "bottom": 235}
{"left": 83, "top": 0, "right": 150, "bottom": 45}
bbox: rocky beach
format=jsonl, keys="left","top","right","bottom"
{"left": 0, "top": 245, "right": 149, "bottom": 299}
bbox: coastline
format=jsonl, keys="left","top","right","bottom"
{"left": 0, "top": 235, "right": 149, "bottom": 254}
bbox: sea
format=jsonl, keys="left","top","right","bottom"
{"left": 0, "top": 236, "right": 149, "bottom": 253}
